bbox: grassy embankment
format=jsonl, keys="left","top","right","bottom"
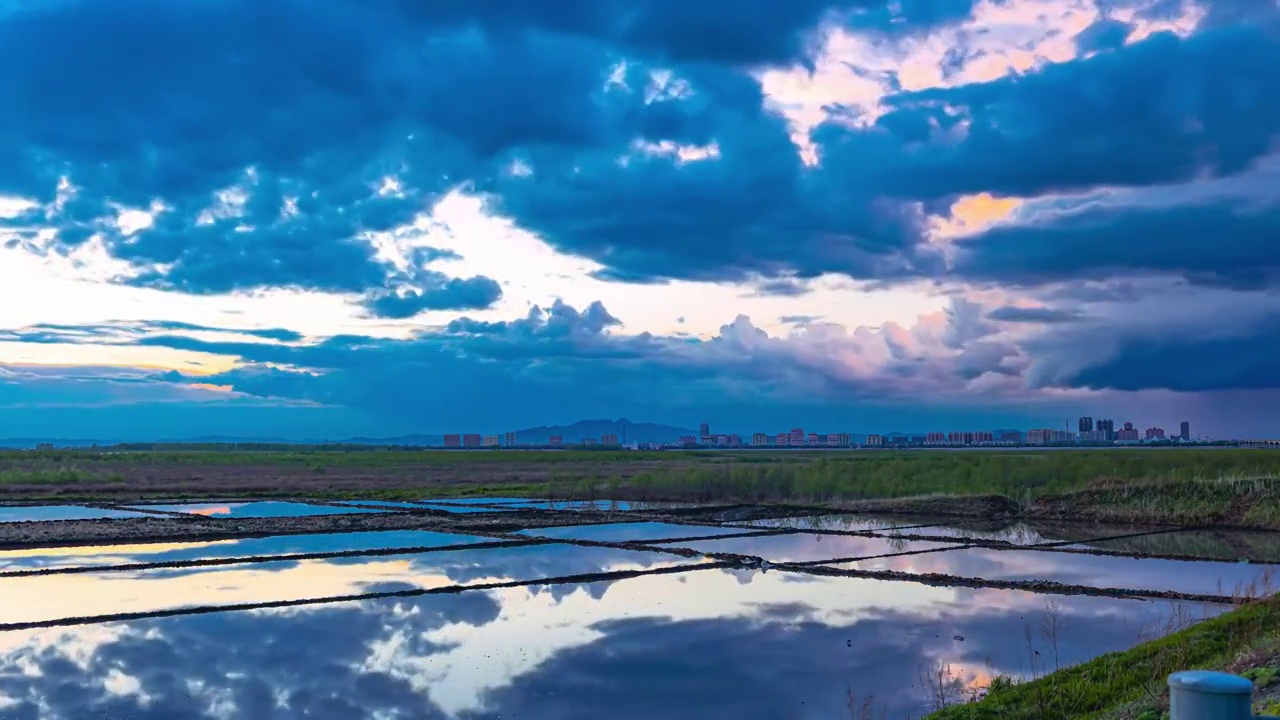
{"left": 573, "top": 449, "right": 1280, "bottom": 529}
{"left": 923, "top": 595, "right": 1280, "bottom": 720}
{"left": 4, "top": 448, "right": 1280, "bottom": 527}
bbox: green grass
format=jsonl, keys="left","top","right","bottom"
{"left": 5, "top": 448, "right": 1280, "bottom": 480}
{"left": 608, "top": 451, "right": 1280, "bottom": 503}
{"left": 7, "top": 448, "right": 1280, "bottom": 527}
{"left": 925, "top": 598, "right": 1280, "bottom": 720}
{"left": 0, "top": 447, "right": 721, "bottom": 466}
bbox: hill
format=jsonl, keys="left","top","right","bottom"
{"left": 511, "top": 418, "right": 693, "bottom": 445}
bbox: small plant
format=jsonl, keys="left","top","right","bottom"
{"left": 1243, "top": 666, "right": 1280, "bottom": 687}
{"left": 1258, "top": 699, "right": 1280, "bottom": 716}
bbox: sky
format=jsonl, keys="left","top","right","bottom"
{"left": 1, "top": 0, "right": 1278, "bottom": 440}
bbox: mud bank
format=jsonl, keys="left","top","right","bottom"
{"left": 0, "top": 500, "right": 772, "bottom": 549}
{"left": 0, "top": 505, "right": 598, "bottom": 549}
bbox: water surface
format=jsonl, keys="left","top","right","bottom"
{"left": 0, "top": 501, "right": 1255, "bottom": 719}
{"left": 516, "top": 522, "right": 753, "bottom": 543}
{"left": 125, "top": 501, "right": 384, "bottom": 518}
{"left": 0, "top": 543, "right": 701, "bottom": 626}
{"left": 0, "top": 565, "right": 1222, "bottom": 720}
{"left": 826, "top": 546, "right": 1280, "bottom": 597}
{"left": 0, "top": 529, "right": 503, "bottom": 571}
{"left": 656, "top": 532, "right": 961, "bottom": 563}
{"left": 0, "top": 505, "right": 150, "bottom": 523}
{"left": 1068, "top": 530, "right": 1280, "bottom": 563}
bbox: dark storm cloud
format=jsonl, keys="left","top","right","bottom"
{"left": 951, "top": 167, "right": 1280, "bottom": 289}
{"left": 363, "top": 274, "right": 503, "bottom": 319}
{"left": 845, "top": 0, "right": 982, "bottom": 36}
{"left": 485, "top": 58, "right": 943, "bottom": 285}
{"left": 0, "top": 320, "right": 304, "bottom": 345}
{"left": 499, "top": 20, "right": 1280, "bottom": 287}
{"left": 754, "top": 278, "right": 813, "bottom": 297}
{"left": 0, "top": 0, "right": 961, "bottom": 294}
{"left": 393, "top": 0, "right": 985, "bottom": 66}
{"left": 1074, "top": 18, "right": 1134, "bottom": 53}
{"left": 1026, "top": 311, "right": 1280, "bottom": 393}
{"left": 987, "top": 306, "right": 1084, "bottom": 324}
{"left": 0, "top": 0, "right": 620, "bottom": 301}
{"left": 7, "top": 0, "right": 1263, "bottom": 294}
{"left": 815, "top": 24, "right": 1280, "bottom": 201}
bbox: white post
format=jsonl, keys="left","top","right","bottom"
{"left": 1168, "top": 671, "right": 1253, "bottom": 720}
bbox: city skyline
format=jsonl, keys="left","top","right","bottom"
{"left": 1, "top": 1, "right": 1278, "bottom": 439}
{"left": 426, "top": 414, "right": 1212, "bottom": 449}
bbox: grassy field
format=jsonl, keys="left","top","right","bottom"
{"left": 924, "top": 596, "right": 1280, "bottom": 720}
{"left": 5, "top": 446, "right": 1280, "bottom": 481}
{"left": 4, "top": 447, "right": 1280, "bottom": 527}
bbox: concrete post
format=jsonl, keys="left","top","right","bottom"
{"left": 1168, "top": 671, "right": 1253, "bottom": 720}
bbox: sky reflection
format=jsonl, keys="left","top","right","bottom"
{"left": 0, "top": 567, "right": 1221, "bottom": 720}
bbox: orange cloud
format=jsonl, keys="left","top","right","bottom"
{"left": 933, "top": 193, "right": 1023, "bottom": 240}
{"left": 187, "top": 383, "right": 235, "bottom": 393}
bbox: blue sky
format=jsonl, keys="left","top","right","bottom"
{"left": 1, "top": 0, "right": 1278, "bottom": 439}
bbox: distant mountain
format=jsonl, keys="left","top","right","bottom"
{"left": 0, "top": 438, "right": 109, "bottom": 449}
{"left": 0, "top": 424, "right": 686, "bottom": 448}
{"left": 511, "top": 418, "right": 694, "bottom": 445}
{"left": 345, "top": 434, "right": 443, "bottom": 446}
{"left": 168, "top": 435, "right": 297, "bottom": 444}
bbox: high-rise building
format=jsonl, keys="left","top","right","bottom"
{"left": 925, "top": 432, "right": 946, "bottom": 445}
{"left": 828, "top": 433, "right": 851, "bottom": 447}
{"left": 1027, "top": 429, "right": 1052, "bottom": 445}
{"left": 1097, "top": 419, "right": 1115, "bottom": 441}
{"left": 504, "top": 432, "right": 517, "bottom": 447}
{"left": 752, "top": 433, "right": 769, "bottom": 446}
{"left": 790, "top": 428, "right": 805, "bottom": 446}
{"left": 678, "top": 436, "right": 696, "bottom": 447}
{"left": 808, "top": 432, "right": 822, "bottom": 446}
{"left": 443, "top": 434, "right": 461, "bottom": 448}
{"left": 776, "top": 432, "right": 790, "bottom": 446}
{"left": 462, "top": 434, "right": 482, "bottom": 448}
{"left": 864, "top": 434, "right": 884, "bottom": 447}
{"left": 699, "top": 423, "right": 710, "bottom": 443}
{"left": 601, "top": 434, "right": 619, "bottom": 445}
{"left": 1180, "top": 421, "right": 1191, "bottom": 441}
{"left": 1078, "top": 416, "right": 1094, "bottom": 434}
{"left": 1144, "top": 427, "right": 1165, "bottom": 440}
{"left": 482, "top": 435, "right": 500, "bottom": 447}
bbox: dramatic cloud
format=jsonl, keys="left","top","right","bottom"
{"left": 815, "top": 23, "right": 1280, "bottom": 202}
{"left": 1, "top": 0, "right": 1278, "bottom": 436}
{"left": 986, "top": 306, "right": 1084, "bottom": 324}
{"left": 952, "top": 159, "right": 1280, "bottom": 289}
{"left": 364, "top": 274, "right": 503, "bottom": 319}
{"left": 1019, "top": 284, "right": 1280, "bottom": 393}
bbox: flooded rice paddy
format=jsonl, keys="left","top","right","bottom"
{"left": 0, "top": 499, "right": 1276, "bottom": 719}
{"left": 0, "top": 505, "right": 152, "bottom": 523}
{"left": 124, "top": 500, "right": 385, "bottom": 518}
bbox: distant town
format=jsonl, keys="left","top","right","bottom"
{"left": 438, "top": 418, "right": 1279, "bottom": 451}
